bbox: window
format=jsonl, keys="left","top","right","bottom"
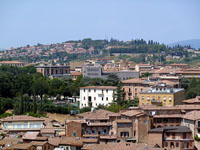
{"left": 135, "top": 93, "right": 137, "bottom": 97}
{"left": 172, "top": 133, "right": 175, "bottom": 139}
{"left": 135, "top": 88, "right": 137, "bottom": 92}
{"left": 120, "top": 132, "right": 129, "bottom": 137}
{"left": 147, "top": 96, "right": 150, "bottom": 100}
{"left": 166, "top": 133, "right": 170, "bottom": 137}
{"left": 94, "top": 89, "right": 96, "bottom": 93}
{"left": 183, "top": 133, "right": 186, "bottom": 139}
{"left": 142, "top": 96, "right": 144, "bottom": 100}
{"left": 89, "top": 89, "right": 91, "bottom": 92}
{"left": 102, "top": 97, "right": 103, "bottom": 101}
{"left": 84, "top": 89, "right": 85, "bottom": 92}
{"left": 198, "top": 121, "right": 200, "bottom": 128}
{"left": 176, "top": 142, "right": 179, "bottom": 147}
{"left": 102, "top": 89, "right": 104, "bottom": 93}
{"left": 169, "top": 97, "right": 172, "bottom": 102}
{"left": 129, "top": 88, "right": 131, "bottom": 92}
{"left": 94, "top": 97, "right": 96, "bottom": 100}
{"left": 106, "top": 89, "right": 108, "bottom": 93}
{"left": 84, "top": 97, "right": 85, "bottom": 100}
{"left": 24, "top": 123, "right": 28, "bottom": 129}
{"left": 163, "top": 96, "right": 166, "bottom": 101}
{"left": 106, "top": 97, "right": 108, "bottom": 101}
{"left": 164, "top": 142, "right": 168, "bottom": 147}
{"left": 73, "top": 131, "right": 76, "bottom": 137}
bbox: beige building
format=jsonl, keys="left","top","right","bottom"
{"left": 122, "top": 78, "right": 151, "bottom": 100}
{"left": 0, "top": 61, "right": 24, "bottom": 67}
{"left": 36, "top": 63, "right": 70, "bottom": 77}
{"left": 139, "top": 86, "right": 185, "bottom": 106}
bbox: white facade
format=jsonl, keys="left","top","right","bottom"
{"left": 79, "top": 86, "right": 116, "bottom": 109}
{"left": 2, "top": 121, "right": 44, "bottom": 131}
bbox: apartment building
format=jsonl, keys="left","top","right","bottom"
{"left": 122, "top": 78, "right": 151, "bottom": 100}
{"left": 148, "top": 126, "right": 194, "bottom": 150}
{"left": 82, "top": 64, "right": 139, "bottom": 80}
{"left": 139, "top": 86, "right": 184, "bottom": 106}
{"left": 0, "top": 61, "right": 25, "bottom": 67}
{"left": 66, "top": 109, "right": 151, "bottom": 144}
{"left": 181, "top": 111, "right": 200, "bottom": 138}
{"left": 79, "top": 86, "right": 116, "bottom": 109}
{"left": 169, "top": 63, "right": 189, "bottom": 69}
{"left": 36, "top": 63, "right": 70, "bottom": 77}
{"left": 181, "top": 69, "right": 200, "bottom": 78}
{"left": 135, "top": 63, "right": 153, "bottom": 72}
{"left": 1, "top": 115, "right": 44, "bottom": 133}
{"left": 120, "top": 110, "right": 152, "bottom": 143}
{"left": 66, "top": 109, "right": 120, "bottom": 143}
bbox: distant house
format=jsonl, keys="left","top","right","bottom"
{"left": 0, "top": 61, "right": 24, "bottom": 67}
{"left": 1, "top": 115, "right": 44, "bottom": 133}
{"left": 79, "top": 86, "right": 116, "bottom": 108}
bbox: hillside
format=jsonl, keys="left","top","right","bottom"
{"left": 168, "top": 39, "right": 200, "bottom": 50}
{"left": 0, "top": 38, "right": 196, "bottom": 64}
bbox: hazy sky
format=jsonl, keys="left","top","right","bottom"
{"left": 0, "top": 0, "right": 199, "bottom": 49}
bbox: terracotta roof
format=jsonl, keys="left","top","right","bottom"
{"left": 122, "top": 78, "right": 146, "bottom": 84}
{"left": 59, "top": 137, "right": 83, "bottom": 146}
{"left": 0, "top": 61, "right": 24, "bottom": 64}
{"left": 82, "top": 138, "right": 98, "bottom": 143}
{"left": 0, "top": 137, "right": 22, "bottom": 146}
{"left": 80, "top": 86, "right": 116, "bottom": 90}
{"left": 22, "top": 132, "right": 39, "bottom": 140}
{"left": 48, "top": 136, "right": 83, "bottom": 147}
{"left": 121, "top": 110, "right": 142, "bottom": 117}
{"left": 183, "top": 110, "right": 200, "bottom": 121}
{"left": 1, "top": 115, "right": 45, "bottom": 122}
{"left": 82, "top": 142, "right": 164, "bottom": 150}
{"left": 40, "top": 128, "right": 55, "bottom": 134}
{"left": 2, "top": 143, "right": 34, "bottom": 150}
{"left": 183, "top": 96, "right": 200, "bottom": 104}
{"left": 31, "top": 141, "right": 50, "bottom": 146}
{"left": 77, "top": 109, "right": 119, "bottom": 120}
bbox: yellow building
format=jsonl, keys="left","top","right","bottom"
{"left": 182, "top": 69, "right": 200, "bottom": 79}
{"left": 139, "top": 86, "right": 184, "bottom": 106}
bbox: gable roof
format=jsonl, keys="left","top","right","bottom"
{"left": 1, "top": 115, "right": 44, "bottom": 122}
{"left": 183, "top": 110, "right": 200, "bottom": 121}
{"left": 77, "top": 109, "right": 120, "bottom": 120}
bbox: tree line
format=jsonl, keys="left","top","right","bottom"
{"left": 0, "top": 65, "right": 137, "bottom": 117}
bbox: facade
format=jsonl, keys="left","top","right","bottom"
{"left": 79, "top": 86, "right": 116, "bottom": 109}
{"left": 82, "top": 64, "right": 139, "bottom": 80}
{"left": 1, "top": 115, "right": 44, "bottom": 133}
{"left": 148, "top": 126, "right": 194, "bottom": 150}
{"left": 181, "top": 69, "right": 200, "bottom": 79}
{"left": 139, "top": 86, "right": 184, "bottom": 106}
{"left": 66, "top": 109, "right": 151, "bottom": 144}
{"left": 122, "top": 78, "right": 151, "bottom": 100}
{"left": 169, "top": 63, "right": 189, "bottom": 69}
{"left": 135, "top": 63, "right": 153, "bottom": 72}
{"left": 0, "top": 61, "right": 24, "bottom": 67}
{"left": 36, "top": 63, "right": 70, "bottom": 77}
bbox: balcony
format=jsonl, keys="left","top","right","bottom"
{"left": 165, "top": 137, "right": 193, "bottom": 141}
